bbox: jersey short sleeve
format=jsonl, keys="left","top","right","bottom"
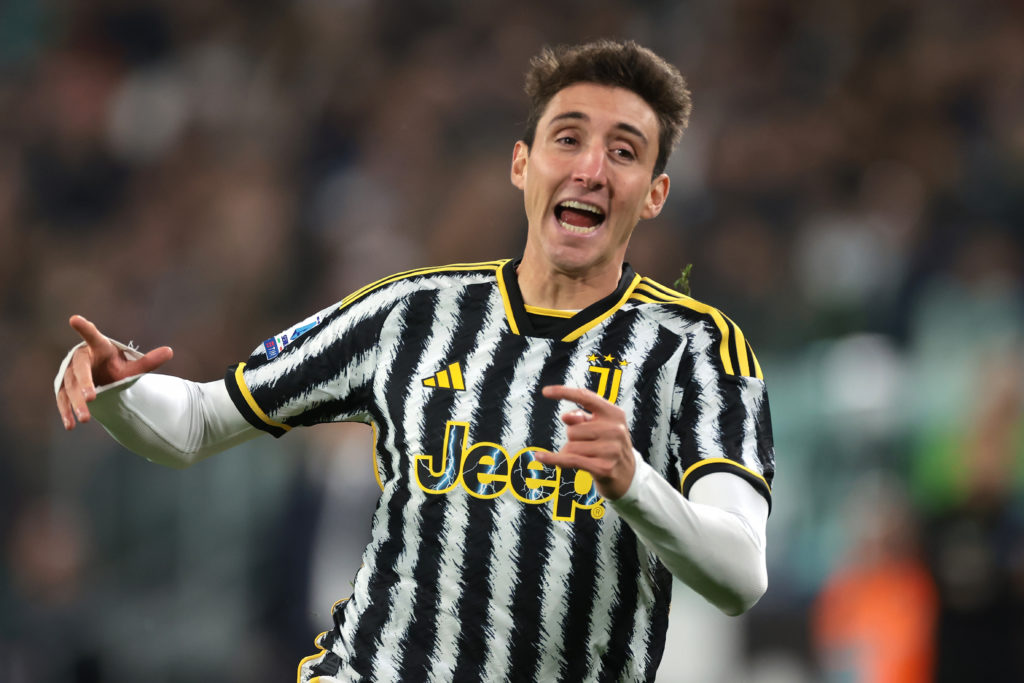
{"left": 224, "top": 296, "right": 394, "bottom": 437}
{"left": 672, "top": 315, "right": 775, "bottom": 508}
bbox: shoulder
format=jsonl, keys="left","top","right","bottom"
{"left": 626, "top": 275, "right": 731, "bottom": 329}
{"left": 337, "top": 260, "right": 508, "bottom": 312}
{"left": 626, "top": 275, "right": 763, "bottom": 380}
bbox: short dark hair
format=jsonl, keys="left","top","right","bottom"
{"left": 522, "top": 39, "right": 692, "bottom": 177}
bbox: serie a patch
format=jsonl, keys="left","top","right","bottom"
{"left": 263, "top": 314, "right": 323, "bottom": 359}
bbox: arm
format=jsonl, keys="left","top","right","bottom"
{"left": 54, "top": 316, "right": 259, "bottom": 467}
{"left": 538, "top": 385, "right": 768, "bottom": 615}
{"left": 610, "top": 462, "right": 767, "bottom": 615}
{"left": 86, "top": 373, "right": 260, "bottom": 468}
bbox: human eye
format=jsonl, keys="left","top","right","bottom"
{"left": 611, "top": 146, "right": 637, "bottom": 162}
{"left": 555, "top": 133, "right": 578, "bottom": 146}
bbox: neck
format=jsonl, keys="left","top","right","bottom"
{"left": 516, "top": 255, "right": 624, "bottom": 310}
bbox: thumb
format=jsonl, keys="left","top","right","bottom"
{"left": 125, "top": 346, "right": 174, "bottom": 376}
{"left": 561, "top": 409, "right": 593, "bottom": 426}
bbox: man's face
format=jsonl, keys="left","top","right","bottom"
{"left": 511, "top": 82, "right": 669, "bottom": 278}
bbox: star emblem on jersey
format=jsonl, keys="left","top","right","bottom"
{"left": 588, "top": 351, "right": 628, "bottom": 368}
{"left": 587, "top": 351, "right": 628, "bottom": 403}
{"left": 422, "top": 362, "right": 465, "bottom": 391}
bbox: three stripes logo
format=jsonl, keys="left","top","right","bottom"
{"left": 422, "top": 362, "right": 465, "bottom": 391}
{"left": 422, "top": 356, "right": 625, "bottom": 398}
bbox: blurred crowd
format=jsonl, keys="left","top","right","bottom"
{"left": 2, "top": 0, "right": 1022, "bottom": 681}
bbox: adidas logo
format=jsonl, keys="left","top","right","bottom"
{"left": 422, "top": 362, "right": 465, "bottom": 391}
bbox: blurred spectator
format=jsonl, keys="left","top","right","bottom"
{"left": 4, "top": 0, "right": 1024, "bottom": 679}
{"left": 922, "top": 348, "right": 1024, "bottom": 682}
{"left": 3, "top": 499, "right": 100, "bottom": 683}
{"left": 813, "top": 475, "right": 937, "bottom": 683}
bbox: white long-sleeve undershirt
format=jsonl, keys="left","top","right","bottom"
{"left": 611, "top": 458, "right": 768, "bottom": 615}
{"left": 86, "top": 373, "right": 260, "bottom": 468}
{"left": 60, "top": 351, "right": 768, "bottom": 614}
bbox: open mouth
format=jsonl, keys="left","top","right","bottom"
{"left": 555, "top": 200, "right": 606, "bottom": 235}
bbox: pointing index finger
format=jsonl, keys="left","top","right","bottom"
{"left": 542, "top": 384, "right": 613, "bottom": 415}
{"left": 69, "top": 315, "right": 109, "bottom": 349}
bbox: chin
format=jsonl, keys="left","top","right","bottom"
{"left": 547, "top": 248, "right": 604, "bottom": 276}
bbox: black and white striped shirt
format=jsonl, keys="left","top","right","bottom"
{"left": 225, "top": 259, "right": 774, "bottom": 683}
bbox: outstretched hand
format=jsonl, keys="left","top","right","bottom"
{"left": 56, "top": 315, "right": 173, "bottom": 430}
{"left": 537, "top": 385, "right": 636, "bottom": 500}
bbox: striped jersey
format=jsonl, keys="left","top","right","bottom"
{"left": 224, "top": 259, "right": 775, "bottom": 683}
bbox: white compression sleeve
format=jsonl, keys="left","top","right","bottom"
{"left": 87, "top": 372, "right": 261, "bottom": 469}
{"left": 609, "top": 457, "right": 769, "bottom": 616}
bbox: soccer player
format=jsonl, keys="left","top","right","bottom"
{"left": 55, "top": 40, "right": 774, "bottom": 682}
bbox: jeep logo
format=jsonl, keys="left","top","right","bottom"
{"left": 414, "top": 421, "right": 605, "bottom": 521}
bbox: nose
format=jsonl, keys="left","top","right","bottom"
{"left": 573, "top": 142, "right": 607, "bottom": 190}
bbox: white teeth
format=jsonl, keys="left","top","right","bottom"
{"left": 556, "top": 199, "right": 604, "bottom": 234}
{"left": 559, "top": 200, "right": 605, "bottom": 215}
{"left": 559, "top": 220, "right": 598, "bottom": 234}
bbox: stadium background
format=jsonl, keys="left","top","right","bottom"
{"left": 2, "top": 0, "right": 1022, "bottom": 680}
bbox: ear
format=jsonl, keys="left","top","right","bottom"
{"left": 640, "top": 173, "right": 670, "bottom": 220}
{"left": 510, "top": 141, "right": 529, "bottom": 190}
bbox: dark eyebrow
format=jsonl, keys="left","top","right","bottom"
{"left": 548, "top": 111, "right": 649, "bottom": 145}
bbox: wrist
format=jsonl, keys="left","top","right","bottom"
{"left": 604, "top": 449, "right": 647, "bottom": 502}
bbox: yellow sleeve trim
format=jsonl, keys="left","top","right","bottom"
{"left": 680, "top": 458, "right": 770, "bottom": 495}
{"left": 234, "top": 363, "right": 292, "bottom": 432}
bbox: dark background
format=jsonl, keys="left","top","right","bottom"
{"left": 2, "top": 0, "right": 1022, "bottom": 680}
